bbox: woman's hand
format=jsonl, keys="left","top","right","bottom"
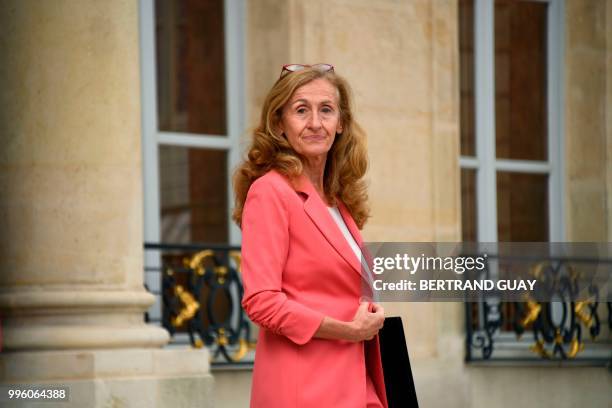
{"left": 349, "top": 302, "right": 385, "bottom": 342}
{"left": 313, "top": 302, "right": 385, "bottom": 342}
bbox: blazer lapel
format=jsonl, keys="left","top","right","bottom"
{"left": 293, "top": 174, "right": 364, "bottom": 280}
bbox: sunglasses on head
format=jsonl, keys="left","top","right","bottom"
{"left": 279, "top": 63, "right": 334, "bottom": 78}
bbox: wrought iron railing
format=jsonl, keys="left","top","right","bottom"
{"left": 465, "top": 253, "right": 612, "bottom": 364}
{"left": 144, "top": 244, "right": 612, "bottom": 366}
{"left": 144, "top": 243, "right": 256, "bottom": 366}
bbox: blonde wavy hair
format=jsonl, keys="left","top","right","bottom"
{"left": 232, "top": 68, "right": 370, "bottom": 229}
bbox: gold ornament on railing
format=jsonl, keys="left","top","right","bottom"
{"left": 574, "top": 300, "right": 594, "bottom": 329}
{"left": 520, "top": 300, "right": 542, "bottom": 327}
{"left": 529, "top": 339, "right": 552, "bottom": 359}
{"left": 217, "top": 328, "right": 229, "bottom": 346}
{"left": 567, "top": 336, "right": 584, "bottom": 358}
{"left": 215, "top": 265, "right": 228, "bottom": 284}
{"left": 530, "top": 261, "right": 549, "bottom": 279}
{"left": 158, "top": 246, "right": 255, "bottom": 363}
{"left": 522, "top": 298, "right": 598, "bottom": 359}
{"left": 231, "top": 338, "right": 249, "bottom": 361}
{"left": 229, "top": 251, "right": 242, "bottom": 272}
{"left": 185, "top": 250, "right": 216, "bottom": 276}
{"left": 171, "top": 285, "right": 200, "bottom": 327}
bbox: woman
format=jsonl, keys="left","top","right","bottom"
{"left": 233, "top": 64, "right": 387, "bottom": 407}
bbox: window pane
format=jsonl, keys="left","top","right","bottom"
{"left": 159, "top": 146, "right": 228, "bottom": 244}
{"left": 461, "top": 168, "right": 478, "bottom": 241}
{"left": 155, "top": 0, "right": 227, "bottom": 135}
{"left": 497, "top": 172, "right": 548, "bottom": 241}
{"left": 495, "top": 0, "right": 547, "bottom": 161}
{"left": 459, "top": 0, "right": 476, "bottom": 157}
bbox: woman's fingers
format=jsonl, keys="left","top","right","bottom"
{"left": 371, "top": 303, "right": 384, "bottom": 315}
{"left": 351, "top": 302, "right": 387, "bottom": 341}
{"left": 369, "top": 303, "right": 385, "bottom": 331}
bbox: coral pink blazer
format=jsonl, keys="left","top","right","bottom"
{"left": 241, "top": 170, "right": 388, "bottom": 408}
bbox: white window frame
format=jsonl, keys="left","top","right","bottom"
{"left": 138, "top": 0, "right": 246, "bottom": 323}
{"left": 459, "top": 0, "right": 565, "bottom": 243}
{"left": 462, "top": 0, "right": 572, "bottom": 355}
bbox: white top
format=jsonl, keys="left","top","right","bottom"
{"left": 327, "top": 206, "right": 376, "bottom": 294}
{"left": 327, "top": 206, "right": 362, "bottom": 264}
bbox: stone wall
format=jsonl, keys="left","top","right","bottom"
{"left": 565, "top": 0, "right": 611, "bottom": 241}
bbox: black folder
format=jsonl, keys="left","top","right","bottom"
{"left": 379, "top": 316, "right": 419, "bottom": 408}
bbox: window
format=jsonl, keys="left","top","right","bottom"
{"left": 139, "top": 0, "right": 245, "bottom": 330}
{"left": 460, "top": 0, "right": 576, "bottom": 361}
{"left": 459, "top": 0, "right": 564, "bottom": 243}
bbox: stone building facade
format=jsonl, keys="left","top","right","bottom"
{"left": 1, "top": 0, "right": 610, "bottom": 407}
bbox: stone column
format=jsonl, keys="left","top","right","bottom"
{"left": 0, "top": 1, "right": 213, "bottom": 406}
